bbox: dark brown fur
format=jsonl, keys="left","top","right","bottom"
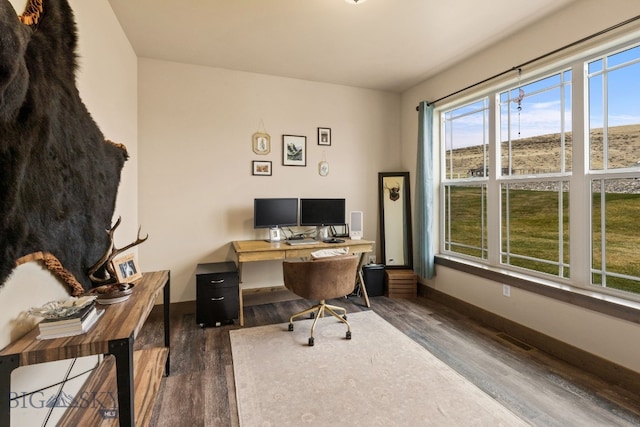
{"left": 0, "top": 0, "right": 128, "bottom": 291}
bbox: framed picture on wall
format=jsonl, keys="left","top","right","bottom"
{"left": 252, "top": 132, "right": 271, "bottom": 155}
{"left": 318, "top": 127, "right": 331, "bottom": 146}
{"left": 252, "top": 160, "right": 272, "bottom": 176}
{"left": 282, "top": 135, "right": 306, "bottom": 166}
{"left": 112, "top": 253, "right": 142, "bottom": 283}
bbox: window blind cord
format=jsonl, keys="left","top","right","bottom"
{"left": 416, "top": 14, "right": 640, "bottom": 110}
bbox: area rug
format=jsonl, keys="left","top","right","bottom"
{"left": 230, "top": 310, "right": 529, "bottom": 426}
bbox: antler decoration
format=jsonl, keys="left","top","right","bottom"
{"left": 88, "top": 217, "right": 149, "bottom": 284}
{"left": 384, "top": 182, "right": 401, "bottom": 202}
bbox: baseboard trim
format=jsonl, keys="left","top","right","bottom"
{"left": 419, "top": 284, "right": 640, "bottom": 396}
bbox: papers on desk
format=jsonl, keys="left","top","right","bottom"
{"left": 311, "top": 247, "right": 350, "bottom": 258}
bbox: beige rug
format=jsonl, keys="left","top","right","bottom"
{"left": 230, "top": 310, "right": 529, "bottom": 426}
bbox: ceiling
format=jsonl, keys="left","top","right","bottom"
{"left": 107, "top": 0, "right": 577, "bottom": 93}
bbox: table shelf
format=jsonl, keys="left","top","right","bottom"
{"left": 0, "top": 270, "right": 171, "bottom": 427}
{"left": 57, "top": 348, "right": 168, "bottom": 426}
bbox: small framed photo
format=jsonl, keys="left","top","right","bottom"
{"left": 318, "top": 127, "right": 331, "bottom": 146}
{"left": 252, "top": 160, "right": 272, "bottom": 176}
{"left": 112, "top": 253, "right": 142, "bottom": 283}
{"left": 252, "top": 132, "right": 271, "bottom": 155}
{"left": 283, "top": 135, "right": 306, "bottom": 166}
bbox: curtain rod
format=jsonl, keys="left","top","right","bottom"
{"left": 416, "top": 14, "right": 640, "bottom": 111}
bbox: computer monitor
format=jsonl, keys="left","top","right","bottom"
{"left": 299, "top": 198, "right": 346, "bottom": 226}
{"left": 254, "top": 198, "right": 298, "bottom": 229}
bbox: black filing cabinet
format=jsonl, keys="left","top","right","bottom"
{"left": 196, "top": 262, "right": 239, "bottom": 327}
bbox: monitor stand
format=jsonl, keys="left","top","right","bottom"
{"left": 267, "top": 227, "right": 283, "bottom": 242}
{"left": 315, "top": 225, "right": 330, "bottom": 241}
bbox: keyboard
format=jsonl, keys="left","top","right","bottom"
{"left": 286, "top": 239, "right": 319, "bottom": 246}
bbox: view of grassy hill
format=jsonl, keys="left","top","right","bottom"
{"left": 447, "top": 124, "right": 640, "bottom": 179}
{"left": 445, "top": 124, "right": 640, "bottom": 295}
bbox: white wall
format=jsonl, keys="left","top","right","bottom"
{"left": 400, "top": 0, "right": 640, "bottom": 373}
{"left": 1, "top": 0, "right": 138, "bottom": 425}
{"left": 74, "top": 0, "right": 139, "bottom": 245}
{"left": 138, "top": 58, "right": 401, "bottom": 302}
{"left": 435, "top": 266, "right": 640, "bottom": 372}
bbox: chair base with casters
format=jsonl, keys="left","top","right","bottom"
{"left": 287, "top": 299, "right": 351, "bottom": 346}
{"left": 282, "top": 255, "right": 360, "bottom": 346}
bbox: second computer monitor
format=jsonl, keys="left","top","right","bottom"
{"left": 299, "top": 198, "right": 346, "bottom": 226}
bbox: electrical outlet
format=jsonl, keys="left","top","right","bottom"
{"left": 503, "top": 284, "right": 511, "bottom": 297}
{"left": 368, "top": 256, "right": 376, "bottom": 264}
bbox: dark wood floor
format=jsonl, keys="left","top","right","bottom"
{"left": 136, "top": 295, "right": 640, "bottom": 426}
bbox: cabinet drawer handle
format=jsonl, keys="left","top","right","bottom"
{"left": 210, "top": 279, "right": 225, "bottom": 284}
{"left": 210, "top": 296, "right": 225, "bottom": 301}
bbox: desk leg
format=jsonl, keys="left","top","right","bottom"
{"left": 238, "top": 261, "right": 244, "bottom": 327}
{"left": 163, "top": 272, "right": 171, "bottom": 376}
{"left": 109, "top": 337, "right": 134, "bottom": 427}
{"left": 357, "top": 253, "right": 371, "bottom": 308}
{"left": 0, "top": 354, "right": 19, "bottom": 427}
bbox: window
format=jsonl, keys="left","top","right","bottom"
{"left": 440, "top": 38, "right": 640, "bottom": 298}
{"left": 499, "top": 72, "right": 571, "bottom": 278}
{"left": 443, "top": 183, "right": 487, "bottom": 259}
{"left": 588, "top": 46, "right": 640, "bottom": 294}
{"left": 443, "top": 100, "right": 488, "bottom": 259}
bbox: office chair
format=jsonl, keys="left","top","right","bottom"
{"left": 282, "top": 255, "right": 359, "bottom": 346}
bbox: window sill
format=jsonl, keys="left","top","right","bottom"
{"left": 434, "top": 255, "right": 640, "bottom": 325}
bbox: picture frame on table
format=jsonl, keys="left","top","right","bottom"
{"left": 282, "top": 135, "right": 306, "bottom": 166}
{"left": 318, "top": 127, "right": 331, "bottom": 146}
{"left": 112, "top": 253, "right": 142, "bottom": 283}
{"left": 252, "top": 160, "right": 272, "bottom": 176}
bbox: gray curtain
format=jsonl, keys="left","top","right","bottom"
{"left": 414, "top": 101, "right": 435, "bottom": 279}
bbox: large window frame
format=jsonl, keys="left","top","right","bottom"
{"left": 438, "top": 35, "right": 640, "bottom": 303}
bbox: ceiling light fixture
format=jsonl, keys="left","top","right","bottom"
{"left": 345, "top": 0, "right": 367, "bottom": 4}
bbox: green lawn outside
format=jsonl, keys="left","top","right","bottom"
{"left": 446, "top": 186, "right": 640, "bottom": 295}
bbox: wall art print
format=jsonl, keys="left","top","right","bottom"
{"left": 282, "top": 135, "right": 306, "bottom": 166}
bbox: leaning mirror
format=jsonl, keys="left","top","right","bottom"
{"left": 378, "top": 172, "right": 413, "bottom": 269}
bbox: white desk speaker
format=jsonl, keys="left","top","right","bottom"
{"left": 349, "top": 211, "right": 363, "bottom": 240}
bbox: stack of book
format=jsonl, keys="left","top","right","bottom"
{"left": 37, "top": 302, "right": 104, "bottom": 340}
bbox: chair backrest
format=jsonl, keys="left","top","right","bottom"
{"left": 282, "top": 255, "right": 359, "bottom": 301}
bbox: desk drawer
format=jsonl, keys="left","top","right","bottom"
{"left": 238, "top": 251, "right": 286, "bottom": 262}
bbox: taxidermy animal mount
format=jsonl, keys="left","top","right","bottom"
{"left": 0, "top": 0, "right": 141, "bottom": 294}
{"left": 384, "top": 182, "right": 401, "bottom": 202}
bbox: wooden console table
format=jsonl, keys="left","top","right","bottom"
{"left": 232, "top": 239, "right": 374, "bottom": 326}
{"left": 0, "top": 270, "right": 170, "bottom": 427}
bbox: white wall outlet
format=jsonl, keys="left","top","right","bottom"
{"left": 503, "top": 284, "right": 511, "bottom": 297}
{"left": 368, "top": 256, "right": 376, "bottom": 264}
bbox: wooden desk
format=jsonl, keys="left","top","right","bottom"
{"left": 232, "top": 239, "right": 374, "bottom": 326}
{"left": 0, "top": 271, "right": 170, "bottom": 427}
